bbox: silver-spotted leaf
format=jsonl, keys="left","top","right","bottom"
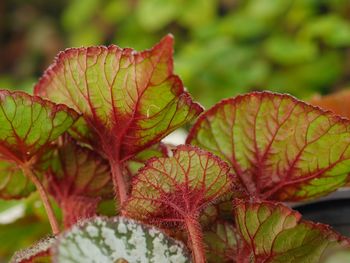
{"left": 234, "top": 199, "right": 350, "bottom": 263}
{"left": 187, "top": 91, "right": 350, "bottom": 201}
{"left": 0, "top": 90, "right": 78, "bottom": 199}
{"left": 53, "top": 216, "right": 191, "bottom": 263}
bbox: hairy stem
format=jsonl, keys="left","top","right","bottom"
{"left": 110, "top": 160, "right": 128, "bottom": 206}
{"left": 184, "top": 215, "right": 206, "bottom": 263}
{"left": 22, "top": 166, "right": 60, "bottom": 235}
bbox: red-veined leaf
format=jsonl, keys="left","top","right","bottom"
{"left": 46, "top": 136, "right": 113, "bottom": 227}
{"left": 187, "top": 91, "right": 350, "bottom": 201}
{"left": 124, "top": 145, "right": 234, "bottom": 262}
{"left": 310, "top": 89, "right": 350, "bottom": 120}
{"left": 234, "top": 199, "right": 350, "bottom": 263}
{"left": 11, "top": 236, "right": 55, "bottom": 263}
{"left": 34, "top": 35, "right": 202, "bottom": 204}
{"left": 204, "top": 221, "right": 237, "bottom": 263}
{"left": 0, "top": 90, "right": 78, "bottom": 233}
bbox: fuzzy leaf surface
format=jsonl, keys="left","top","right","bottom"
{"left": 34, "top": 35, "right": 202, "bottom": 161}
{"left": 47, "top": 136, "right": 113, "bottom": 226}
{"left": 53, "top": 216, "right": 191, "bottom": 263}
{"left": 124, "top": 145, "right": 233, "bottom": 227}
{"left": 11, "top": 236, "right": 55, "bottom": 263}
{"left": 234, "top": 199, "right": 350, "bottom": 263}
{"left": 0, "top": 90, "right": 78, "bottom": 199}
{"left": 187, "top": 92, "right": 350, "bottom": 201}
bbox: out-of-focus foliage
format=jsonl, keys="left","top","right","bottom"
{"left": 0, "top": 193, "right": 56, "bottom": 262}
{"left": 2, "top": 0, "right": 350, "bottom": 107}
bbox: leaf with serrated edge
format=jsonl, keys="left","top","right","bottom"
{"left": 124, "top": 145, "right": 233, "bottom": 224}
{"left": 0, "top": 90, "right": 78, "bottom": 199}
{"left": 187, "top": 91, "right": 350, "bottom": 201}
{"left": 53, "top": 216, "right": 191, "bottom": 263}
{"left": 34, "top": 35, "right": 202, "bottom": 204}
{"left": 47, "top": 135, "right": 113, "bottom": 227}
{"left": 124, "top": 145, "right": 234, "bottom": 262}
{"left": 234, "top": 199, "right": 350, "bottom": 263}
{"left": 11, "top": 236, "right": 55, "bottom": 263}
{"left": 204, "top": 221, "right": 237, "bottom": 263}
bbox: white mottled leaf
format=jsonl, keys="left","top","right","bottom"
{"left": 53, "top": 216, "right": 191, "bottom": 263}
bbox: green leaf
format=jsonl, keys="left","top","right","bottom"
{"left": 204, "top": 221, "right": 237, "bottom": 263}
{"left": 53, "top": 216, "right": 191, "bottom": 263}
{"left": 0, "top": 162, "right": 34, "bottom": 199}
{"left": 124, "top": 145, "right": 234, "bottom": 226}
{"left": 34, "top": 35, "right": 202, "bottom": 204}
{"left": 125, "top": 142, "right": 170, "bottom": 177}
{"left": 0, "top": 90, "right": 78, "bottom": 199}
{"left": 124, "top": 145, "right": 234, "bottom": 262}
{"left": 234, "top": 199, "right": 350, "bottom": 263}
{"left": 34, "top": 35, "right": 202, "bottom": 161}
{"left": 187, "top": 91, "right": 350, "bottom": 201}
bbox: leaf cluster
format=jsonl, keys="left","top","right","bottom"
{"left": 2, "top": 35, "right": 350, "bottom": 263}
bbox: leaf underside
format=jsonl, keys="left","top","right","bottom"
{"left": 234, "top": 199, "right": 350, "bottom": 263}
{"left": 0, "top": 90, "right": 78, "bottom": 199}
{"left": 47, "top": 136, "right": 113, "bottom": 226}
{"left": 187, "top": 91, "right": 350, "bottom": 201}
{"left": 124, "top": 145, "right": 234, "bottom": 227}
{"left": 34, "top": 35, "right": 202, "bottom": 161}
{"left": 53, "top": 216, "right": 191, "bottom": 263}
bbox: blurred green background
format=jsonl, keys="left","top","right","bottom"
{"left": 2, "top": 0, "right": 350, "bottom": 108}
{"left": 1, "top": 0, "right": 350, "bottom": 261}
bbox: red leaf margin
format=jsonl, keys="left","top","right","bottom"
{"left": 33, "top": 35, "right": 203, "bottom": 205}
{"left": 0, "top": 89, "right": 79, "bottom": 163}
{"left": 187, "top": 91, "right": 350, "bottom": 202}
{"left": 33, "top": 34, "right": 203, "bottom": 160}
{"left": 234, "top": 198, "right": 350, "bottom": 262}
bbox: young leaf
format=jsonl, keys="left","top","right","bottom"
{"left": 310, "top": 89, "right": 350, "bottom": 119}
{"left": 0, "top": 90, "right": 79, "bottom": 233}
{"left": 11, "top": 236, "right": 55, "bottom": 263}
{"left": 204, "top": 221, "right": 237, "bottom": 263}
{"left": 124, "top": 145, "right": 234, "bottom": 263}
{"left": 234, "top": 199, "right": 350, "bottom": 263}
{"left": 52, "top": 216, "right": 191, "bottom": 263}
{"left": 34, "top": 35, "right": 203, "bottom": 204}
{"left": 46, "top": 136, "right": 113, "bottom": 227}
{"left": 187, "top": 91, "right": 350, "bottom": 201}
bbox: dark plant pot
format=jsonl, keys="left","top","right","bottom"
{"left": 293, "top": 189, "right": 350, "bottom": 236}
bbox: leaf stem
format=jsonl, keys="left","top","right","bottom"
{"left": 22, "top": 166, "right": 60, "bottom": 235}
{"left": 110, "top": 160, "right": 128, "bottom": 206}
{"left": 184, "top": 215, "right": 206, "bottom": 263}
